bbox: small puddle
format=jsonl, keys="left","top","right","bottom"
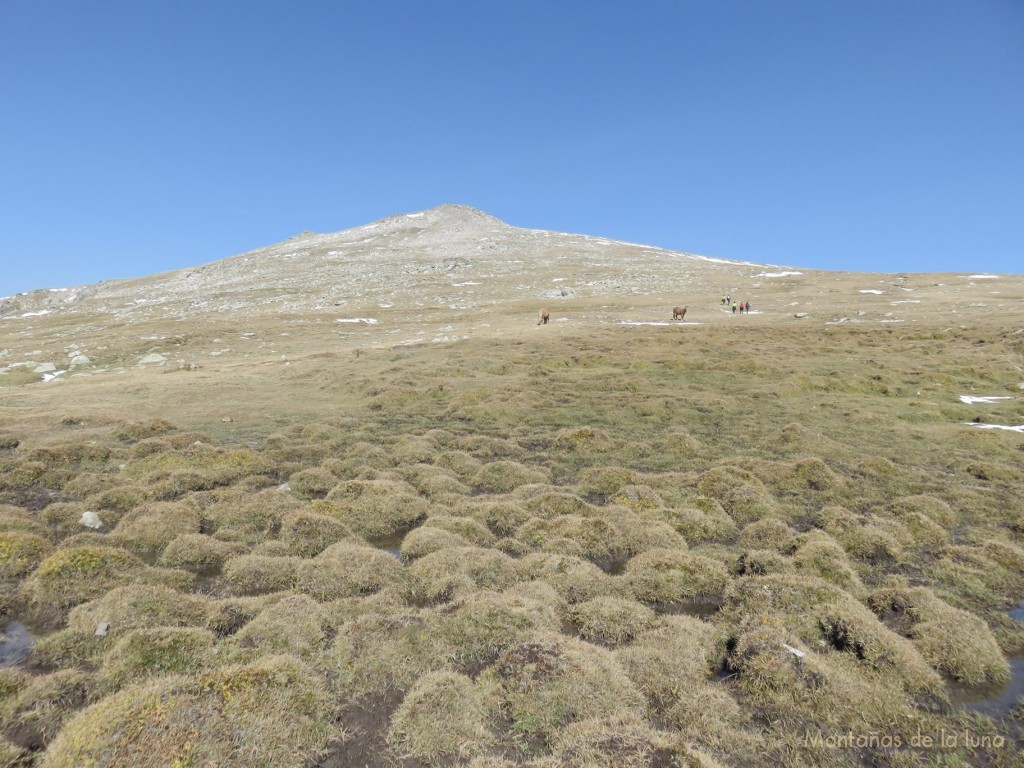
{"left": 951, "top": 601, "right": 1024, "bottom": 718}
{"left": 366, "top": 531, "right": 409, "bottom": 563}
{"left": 951, "top": 657, "right": 1024, "bottom": 719}
{"left": 1009, "top": 599, "right": 1024, "bottom": 623}
{"left": 0, "top": 621, "right": 35, "bottom": 667}
{"left": 650, "top": 598, "right": 722, "bottom": 621}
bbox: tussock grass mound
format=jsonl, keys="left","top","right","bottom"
{"left": 575, "top": 466, "right": 637, "bottom": 499}
{"left": 295, "top": 540, "right": 406, "bottom": 600}
{"left": 817, "top": 600, "right": 943, "bottom": 695}
{"left": 0, "top": 531, "right": 52, "bottom": 578}
{"left": 328, "top": 607, "right": 439, "bottom": 696}
{"left": 23, "top": 546, "right": 147, "bottom": 609}
{"left": 316, "top": 479, "right": 430, "bottom": 538}
{"left": 517, "top": 514, "right": 623, "bottom": 563}
{"left": 890, "top": 494, "right": 956, "bottom": 527}
{"left": 552, "top": 426, "right": 615, "bottom": 453}
{"left": 566, "top": 596, "right": 658, "bottom": 646}
{"left": 659, "top": 498, "right": 739, "bottom": 543}
{"left": 814, "top": 505, "right": 908, "bottom": 563}
{"left": 456, "top": 435, "right": 526, "bottom": 461}
{"left": 83, "top": 485, "right": 146, "bottom": 513}
{"left": 434, "top": 590, "right": 561, "bottom": 672}
{"left": 605, "top": 509, "right": 688, "bottom": 556}
{"left": 665, "top": 682, "right": 752, "bottom": 754}
{"left": 518, "top": 553, "right": 614, "bottom": 604}
{"left": 615, "top": 615, "right": 718, "bottom": 707}
{"left": 111, "top": 420, "right": 175, "bottom": 442}
{"left": 387, "top": 671, "right": 494, "bottom": 762}
{"left": 551, "top": 714, "right": 723, "bottom": 768}
{"left": 392, "top": 434, "right": 442, "bottom": 464}
{"left": 868, "top": 584, "right": 1009, "bottom": 685}
{"left": 227, "top": 593, "right": 326, "bottom": 658}
{"left": 399, "top": 526, "right": 469, "bottom": 560}
{"left": 472, "top": 461, "right": 550, "bottom": 493}
{"left": 422, "top": 514, "right": 495, "bottom": 546}
{"left": 223, "top": 554, "right": 300, "bottom": 595}
{"left": 32, "top": 584, "right": 213, "bottom": 669}
{"left": 790, "top": 530, "right": 864, "bottom": 593}
{"left": 625, "top": 548, "right": 730, "bottom": 604}
{"left": 401, "top": 464, "right": 470, "bottom": 498}
{"left": 40, "top": 655, "right": 336, "bottom": 768}
{"left": 100, "top": 627, "right": 216, "bottom": 690}
{"left": 494, "top": 634, "right": 645, "bottom": 743}
{"left": 433, "top": 450, "right": 483, "bottom": 481}
{"left": 609, "top": 484, "right": 664, "bottom": 513}
{"left": 522, "top": 490, "right": 597, "bottom": 519}
{"left": 279, "top": 509, "right": 351, "bottom": 557}
{"left": 1, "top": 669, "right": 94, "bottom": 748}
{"left": 0, "top": 504, "right": 48, "bottom": 537}
{"left": 205, "top": 489, "right": 302, "bottom": 545}
{"left": 697, "top": 466, "right": 778, "bottom": 525}
{"left": 160, "top": 533, "right": 240, "bottom": 570}
{"left": 462, "top": 501, "right": 531, "bottom": 537}
{"left": 409, "top": 546, "right": 519, "bottom": 603}
{"left": 738, "top": 518, "right": 797, "bottom": 553}
{"left": 111, "top": 501, "right": 203, "bottom": 554}
{"left": 287, "top": 466, "right": 337, "bottom": 499}
{"left": 67, "top": 585, "right": 210, "bottom": 639}
{"left": 774, "top": 422, "right": 838, "bottom": 454}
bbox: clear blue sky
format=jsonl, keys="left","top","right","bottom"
{"left": 2, "top": 1, "right": 1021, "bottom": 295}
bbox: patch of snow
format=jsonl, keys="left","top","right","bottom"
{"left": 618, "top": 321, "right": 703, "bottom": 326}
{"left": 41, "top": 370, "right": 66, "bottom": 382}
{"left": 891, "top": 300, "right": 920, "bottom": 304}
{"left": 756, "top": 271, "right": 803, "bottom": 278}
{"left": 859, "top": 289, "right": 885, "bottom": 294}
{"left": 968, "top": 274, "right": 999, "bottom": 279}
{"left": 452, "top": 282, "right": 481, "bottom": 286}
{"left": 406, "top": 212, "right": 425, "bottom": 218}
{"left": 19, "top": 310, "right": 50, "bottom": 318}
{"left": 335, "top": 318, "right": 378, "bottom": 324}
{"left": 959, "top": 395, "right": 1013, "bottom": 404}
{"left": 966, "top": 423, "right": 1024, "bottom": 433}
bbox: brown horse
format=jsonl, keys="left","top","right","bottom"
{"left": 537, "top": 308, "right": 550, "bottom": 325}
{"left": 672, "top": 305, "right": 687, "bottom": 320}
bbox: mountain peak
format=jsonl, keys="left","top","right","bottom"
{"left": 371, "top": 204, "right": 509, "bottom": 231}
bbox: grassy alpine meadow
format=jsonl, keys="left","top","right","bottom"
{"left": 1, "top": 306, "right": 1023, "bottom": 767}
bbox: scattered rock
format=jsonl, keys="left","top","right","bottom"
{"left": 221, "top": 416, "right": 232, "bottom": 423}
{"left": 70, "top": 355, "right": 91, "bottom": 366}
{"left": 541, "top": 287, "right": 578, "bottom": 299}
{"left": 794, "top": 313, "right": 809, "bottom": 319}
{"left": 138, "top": 353, "right": 167, "bottom": 365}
{"left": 33, "top": 363, "right": 56, "bottom": 373}
{"left": 95, "top": 621, "right": 110, "bottom": 637}
{"left": 79, "top": 511, "right": 103, "bottom": 529}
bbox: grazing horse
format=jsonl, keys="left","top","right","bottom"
{"left": 537, "top": 308, "right": 550, "bottom": 325}
{"left": 672, "top": 305, "right": 687, "bottom": 320}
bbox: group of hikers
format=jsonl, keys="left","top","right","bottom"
{"left": 721, "top": 294, "right": 752, "bottom": 314}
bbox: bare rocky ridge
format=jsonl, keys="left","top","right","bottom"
{"left": 0, "top": 204, "right": 1020, "bottom": 389}
{"left": 0, "top": 204, "right": 790, "bottom": 321}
